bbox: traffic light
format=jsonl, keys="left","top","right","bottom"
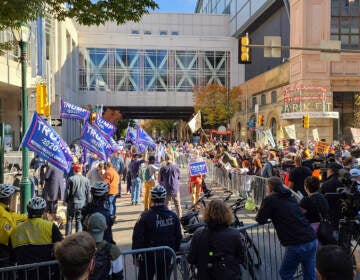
{"left": 303, "top": 114, "right": 310, "bottom": 128}
{"left": 257, "top": 114, "right": 264, "bottom": 127}
{"left": 36, "top": 84, "right": 50, "bottom": 116}
{"left": 239, "top": 33, "right": 251, "bottom": 64}
{"left": 89, "top": 112, "right": 97, "bottom": 124}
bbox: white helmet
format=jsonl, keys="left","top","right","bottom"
{"left": 0, "top": 184, "right": 15, "bottom": 198}
{"left": 150, "top": 185, "right": 167, "bottom": 201}
{"left": 27, "top": 197, "right": 47, "bottom": 210}
{"left": 92, "top": 181, "right": 109, "bottom": 197}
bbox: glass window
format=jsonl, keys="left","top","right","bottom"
{"left": 160, "top": 31, "right": 167, "bottom": 35}
{"left": 271, "top": 91, "right": 277, "bottom": 103}
{"left": 131, "top": 30, "right": 139, "bottom": 34}
{"left": 252, "top": 97, "right": 257, "bottom": 110}
{"left": 331, "top": 18, "right": 339, "bottom": 33}
{"left": 261, "top": 94, "right": 266, "bottom": 106}
{"left": 144, "top": 30, "right": 151, "bottom": 35}
{"left": 171, "top": 31, "right": 179, "bottom": 35}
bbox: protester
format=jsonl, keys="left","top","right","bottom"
{"left": 128, "top": 153, "right": 145, "bottom": 205}
{"left": 316, "top": 245, "right": 354, "bottom": 280}
{"left": 141, "top": 155, "right": 159, "bottom": 211}
{"left": 110, "top": 151, "right": 125, "bottom": 197}
{"left": 289, "top": 156, "right": 312, "bottom": 197}
{"left": 159, "top": 153, "right": 182, "bottom": 217}
{"left": 65, "top": 164, "right": 91, "bottom": 235}
{"left": 81, "top": 181, "right": 114, "bottom": 243}
{"left": 187, "top": 199, "right": 245, "bottom": 280}
{"left": 87, "top": 212, "right": 123, "bottom": 280}
{"left": 300, "top": 176, "right": 330, "bottom": 234}
{"left": 9, "top": 197, "right": 63, "bottom": 264}
{"left": 189, "top": 149, "right": 203, "bottom": 206}
{"left": 0, "top": 184, "right": 27, "bottom": 267}
{"left": 43, "top": 163, "right": 65, "bottom": 222}
{"left": 86, "top": 162, "right": 105, "bottom": 186}
{"left": 252, "top": 151, "right": 263, "bottom": 176}
{"left": 54, "top": 231, "right": 96, "bottom": 280}
{"left": 256, "top": 176, "right": 317, "bottom": 280}
{"left": 261, "top": 152, "right": 276, "bottom": 178}
{"left": 132, "top": 185, "right": 182, "bottom": 280}
{"left": 102, "top": 162, "right": 120, "bottom": 219}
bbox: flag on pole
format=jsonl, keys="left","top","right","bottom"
{"left": 188, "top": 111, "right": 201, "bottom": 133}
{"left": 21, "top": 113, "right": 73, "bottom": 173}
{"left": 136, "top": 125, "right": 156, "bottom": 148}
{"left": 125, "top": 125, "right": 137, "bottom": 144}
{"left": 60, "top": 99, "right": 90, "bottom": 121}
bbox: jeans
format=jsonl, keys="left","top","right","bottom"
{"left": 108, "top": 194, "right": 117, "bottom": 217}
{"left": 131, "top": 177, "right": 142, "bottom": 203}
{"left": 279, "top": 239, "right": 317, "bottom": 280}
{"left": 66, "top": 203, "right": 83, "bottom": 235}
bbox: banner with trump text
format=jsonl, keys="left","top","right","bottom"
{"left": 60, "top": 99, "right": 90, "bottom": 121}
{"left": 22, "top": 113, "right": 73, "bottom": 173}
{"left": 94, "top": 115, "right": 116, "bottom": 139}
{"left": 80, "top": 122, "right": 113, "bottom": 161}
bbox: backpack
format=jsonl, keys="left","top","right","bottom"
{"left": 89, "top": 242, "right": 112, "bottom": 280}
{"left": 140, "top": 166, "right": 151, "bottom": 181}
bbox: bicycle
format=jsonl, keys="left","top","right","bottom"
{"left": 229, "top": 197, "right": 262, "bottom": 280}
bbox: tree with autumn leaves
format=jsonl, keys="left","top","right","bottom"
{"left": 193, "top": 83, "right": 242, "bottom": 127}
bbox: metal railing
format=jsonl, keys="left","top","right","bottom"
{"left": 0, "top": 246, "right": 179, "bottom": 280}
{"left": 209, "top": 162, "right": 267, "bottom": 206}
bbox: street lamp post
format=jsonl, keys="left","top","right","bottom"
{"left": 12, "top": 23, "right": 31, "bottom": 213}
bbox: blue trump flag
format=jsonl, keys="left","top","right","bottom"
{"left": 136, "top": 125, "right": 156, "bottom": 148}
{"left": 60, "top": 99, "right": 90, "bottom": 121}
{"left": 125, "top": 125, "right": 137, "bottom": 144}
{"left": 94, "top": 115, "right": 116, "bottom": 139}
{"left": 22, "top": 113, "right": 73, "bottom": 173}
{"left": 80, "top": 122, "right": 113, "bottom": 161}
{"left": 109, "top": 137, "right": 122, "bottom": 152}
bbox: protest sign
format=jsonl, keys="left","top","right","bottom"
{"left": 189, "top": 161, "right": 208, "bottom": 176}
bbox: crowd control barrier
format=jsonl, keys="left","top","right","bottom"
{"left": 209, "top": 162, "right": 268, "bottom": 206}
{"left": 0, "top": 246, "right": 179, "bottom": 280}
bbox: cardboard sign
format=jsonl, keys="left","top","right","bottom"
{"left": 284, "top": 124, "right": 296, "bottom": 139}
{"left": 312, "top": 129, "right": 320, "bottom": 141}
{"left": 315, "top": 141, "right": 330, "bottom": 155}
{"left": 189, "top": 161, "right": 208, "bottom": 176}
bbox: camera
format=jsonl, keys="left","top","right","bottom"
{"left": 338, "top": 171, "right": 360, "bottom": 219}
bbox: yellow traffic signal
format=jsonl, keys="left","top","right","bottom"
{"left": 239, "top": 33, "right": 251, "bottom": 64}
{"left": 257, "top": 114, "right": 264, "bottom": 127}
{"left": 36, "top": 84, "right": 49, "bottom": 115}
{"left": 89, "top": 112, "right": 97, "bottom": 124}
{"left": 303, "top": 114, "right": 310, "bottom": 128}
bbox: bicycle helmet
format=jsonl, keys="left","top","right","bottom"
{"left": 92, "top": 181, "right": 109, "bottom": 197}
{"left": 150, "top": 185, "right": 167, "bottom": 202}
{"left": 27, "top": 197, "right": 47, "bottom": 210}
{"left": 0, "top": 184, "right": 15, "bottom": 198}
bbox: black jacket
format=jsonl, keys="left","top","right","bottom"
{"left": 132, "top": 205, "right": 182, "bottom": 251}
{"left": 320, "top": 174, "right": 342, "bottom": 194}
{"left": 256, "top": 188, "right": 316, "bottom": 246}
{"left": 187, "top": 225, "right": 245, "bottom": 280}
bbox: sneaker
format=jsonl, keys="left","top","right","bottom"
{"left": 131, "top": 202, "right": 135, "bottom": 206}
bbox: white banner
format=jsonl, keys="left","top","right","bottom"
{"left": 312, "top": 129, "right": 320, "bottom": 141}
{"left": 265, "top": 129, "right": 276, "bottom": 147}
{"left": 351, "top": 128, "right": 360, "bottom": 144}
{"left": 284, "top": 124, "right": 296, "bottom": 139}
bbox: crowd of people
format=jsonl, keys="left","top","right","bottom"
{"left": 0, "top": 137, "right": 359, "bottom": 279}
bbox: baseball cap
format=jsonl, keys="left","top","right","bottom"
{"left": 88, "top": 212, "right": 107, "bottom": 242}
{"left": 350, "top": 168, "right": 360, "bottom": 177}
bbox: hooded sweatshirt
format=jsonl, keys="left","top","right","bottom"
{"left": 256, "top": 187, "right": 316, "bottom": 246}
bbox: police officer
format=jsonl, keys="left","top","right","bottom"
{"left": 0, "top": 184, "right": 27, "bottom": 267}
{"left": 9, "top": 197, "right": 62, "bottom": 265}
{"left": 132, "top": 185, "right": 182, "bottom": 280}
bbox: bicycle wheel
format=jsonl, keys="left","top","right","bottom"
{"left": 242, "top": 230, "right": 262, "bottom": 267}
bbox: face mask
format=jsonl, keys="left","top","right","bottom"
{"left": 353, "top": 163, "right": 359, "bottom": 169}
{"left": 101, "top": 169, "right": 105, "bottom": 175}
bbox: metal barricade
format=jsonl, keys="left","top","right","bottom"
{"left": 121, "top": 246, "right": 179, "bottom": 280}
{"left": 0, "top": 260, "right": 61, "bottom": 280}
{"left": 0, "top": 246, "right": 179, "bottom": 280}
{"left": 211, "top": 165, "right": 268, "bottom": 207}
